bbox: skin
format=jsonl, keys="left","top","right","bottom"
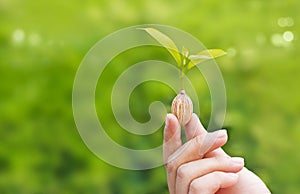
{"left": 163, "top": 113, "right": 271, "bottom": 194}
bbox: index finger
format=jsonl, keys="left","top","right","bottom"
{"left": 185, "top": 113, "right": 229, "bottom": 158}
{"left": 184, "top": 113, "right": 207, "bottom": 141}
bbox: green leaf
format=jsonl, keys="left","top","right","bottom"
{"left": 187, "top": 49, "right": 226, "bottom": 70}
{"left": 140, "top": 28, "right": 181, "bottom": 65}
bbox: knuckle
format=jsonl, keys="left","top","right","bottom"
{"left": 165, "top": 160, "right": 176, "bottom": 173}
{"left": 194, "top": 135, "right": 203, "bottom": 145}
{"left": 212, "top": 171, "right": 224, "bottom": 181}
{"left": 189, "top": 179, "right": 203, "bottom": 194}
{"left": 176, "top": 164, "right": 188, "bottom": 180}
{"left": 211, "top": 172, "right": 224, "bottom": 190}
{"left": 213, "top": 156, "right": 230, "bottom": 167}
{"left": 213, "top": 155, "right": 225, "bottom": 164}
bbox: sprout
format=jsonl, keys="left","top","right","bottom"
{"left": 140, "top": 27, "right": 226, "bottom": 89}
{"left": 140, "top": 27, "right": 226, "bottom": 125}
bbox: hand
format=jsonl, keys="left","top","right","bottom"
{"left": 163, "top": 113, "right": 271, "bottom": 194}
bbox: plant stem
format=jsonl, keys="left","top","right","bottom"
{"left": 180, "top": 71, "right": 184, "bottom": 89}
{"left": 180, "top": 56, "right": 185, "bottom": 89}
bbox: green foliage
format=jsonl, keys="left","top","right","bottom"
{"left": 1, "top": 0, "right": 300, "bottom": 194}
{"left": 188, "top": 49, "right": 227, "bottom": 69}
{"left": 140, "top": 28, "right": 181, "bottom": 66}
{"left": 142, "top": 27, "right": 226, "bottom": 73}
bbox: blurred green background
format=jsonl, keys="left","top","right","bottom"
{"left": 1, "top": 0, "right": 300, "bottom": 193}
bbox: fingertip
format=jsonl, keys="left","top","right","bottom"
{"left": 215, "top": 129, "right": 228, "bottom": 148}
{"left": 192, "top": 112, "right": 199, "bottom": 118}
{"left": 165, "top": 114, "right": 179, "bottom": 129}
{"left": 217, "top": 129, "right": 228, "bottom": 141}
{"left": 231, "top": 157, "right": 245, "bottom": 166}
{"left": 165, "top": 113, "right": 174, "bottom": 129}
{"left": 165, "top": 114, "right": 171, "bottom": 129}
{"left": 199, "top": 129, "right": 228, "bottom": 155}
{"left": 164, "top": 114, "right": 180, "bottom": 142}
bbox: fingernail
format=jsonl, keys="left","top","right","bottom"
{"left": 227, "top": 173, "right": 238, "bottom": 179}
{"left": 231, "top": 157, "right": 244, "bottom": 165}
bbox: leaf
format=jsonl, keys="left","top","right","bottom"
{"left": 187, "top": 49, "right": 226, "bottom": 70}
{"left": 140, "top": 28, "right": 181, "bottom": 65}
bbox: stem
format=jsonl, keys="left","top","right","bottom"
{"left": 180, "top": 56, "right": 185, "bottom": 89}
{"left": 179, "top": 56, "right": 190, "bottom": 90}
{"left": 180, "top": 70, "right": 184, "bottom": 89}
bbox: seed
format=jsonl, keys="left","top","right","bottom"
{"left": 171, "top": 89, "right": 193, "bottom": 126}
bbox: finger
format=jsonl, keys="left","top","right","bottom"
{"left": 166, "top": 130, "right": 228, "bottom": 194}
{"left": 189, "top": 172, "right": 239, "bottom": 194}
{"left": 184, "top": 113, "right": 207, "bottom": 141}
{"left": 163, "top": 114, "right": 182, "bottom": 163}
{"left": 163, "top": 114, "right": 182, "bottom": 194}
{"left": 205, "top": 148, "right": 229, "bottom": 158}
{"left": 175, "top": 156, "right": 244, "bottom": 194}
{"left": 185, "top": 114, "right": 229, "bottom": 159}
{"left": 167, "top": 130, "right": 227, "bottom": 165}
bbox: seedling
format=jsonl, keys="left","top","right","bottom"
{"left": 141, "top": 28, "right": 226, "bottom": 125}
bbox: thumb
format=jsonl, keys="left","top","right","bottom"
{"left": 163, "top": 114, "right": 182, "bottom": 163}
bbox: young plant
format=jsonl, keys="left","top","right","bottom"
{"left": 141, "top": 28, "right": 226, "bottom": 125}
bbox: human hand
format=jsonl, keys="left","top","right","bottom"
{"left": 163, "top": 113, "right": 271, "bottom": 194}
